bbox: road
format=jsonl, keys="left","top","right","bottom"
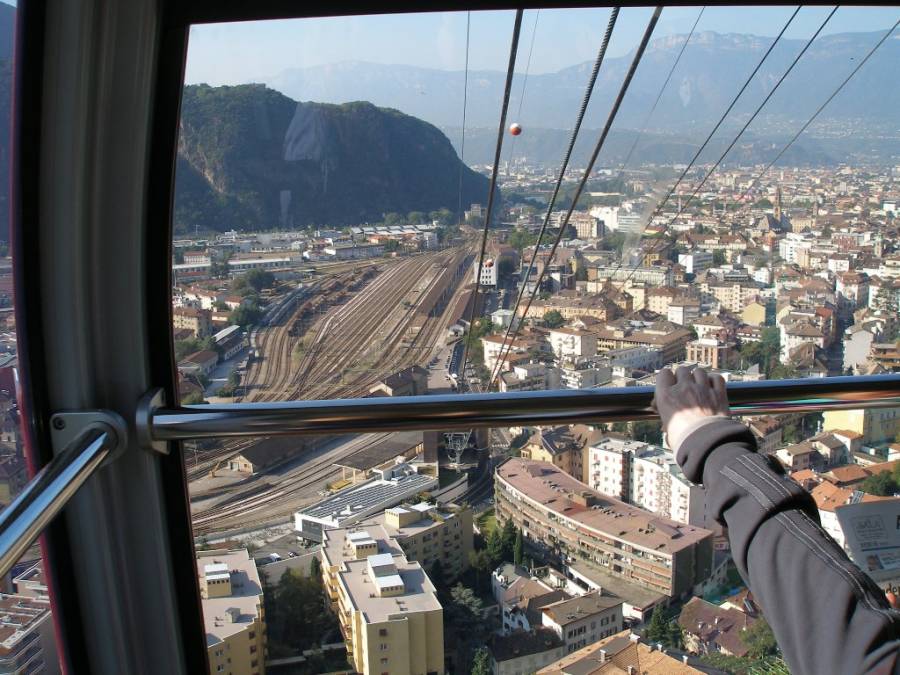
{"left": 204, "top": 348, "right": 248, "bottom": 397}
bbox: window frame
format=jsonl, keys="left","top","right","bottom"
{"left": 11, "top": 0, "right": 899, "bottom": 672}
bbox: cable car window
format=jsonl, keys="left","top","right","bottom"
{"left": 171, "top": 7, "right": 900, "bottom": 674}
{"left": 0, "top": 1, "right": 67, "bottom": 672}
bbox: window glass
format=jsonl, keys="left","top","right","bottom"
{"left": 0, "top": 2, "right": 66, "bottom": 673}
{"left": 175, "top": 7, "right": 900, "bottom": 674}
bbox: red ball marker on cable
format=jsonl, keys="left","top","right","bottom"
{"left": 509, "top": 123, "right": 522, "bottom": 136}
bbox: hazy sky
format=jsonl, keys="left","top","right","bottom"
{"left": 185, "top": 6, "right": 899, "bottom": 86}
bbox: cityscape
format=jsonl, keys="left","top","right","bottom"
{"left": 171, "top": 158, "right": 900, "bottom": 675}
{"left": 0, "top": 4, "right": 898, "bottom": 674}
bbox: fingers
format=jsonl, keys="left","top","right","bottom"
{"left": 693, "top": 367, "right": 709, "bottom": 388}
{"left": 656, "top": 368, "right": 675, "bottom": 389}
{"left": 710, "top": 373, "right": 726, "bottom": 396}
{"left": 675, "top": 365, "right": 694, "bottom": 385}
{"left": 710, "top": 373, "right": 729, "bottom": 413}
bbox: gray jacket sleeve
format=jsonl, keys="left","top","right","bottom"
{"left": 680, "top": 419, "right": 900, "bottom": 675}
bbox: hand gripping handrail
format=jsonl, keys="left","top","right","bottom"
{"left": 141, "top": 374, "right": 900, "bottom": 441}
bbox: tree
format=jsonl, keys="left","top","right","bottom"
{"left": 713, "top": 249, "right": 727, "bottom": 266}
{"left": 468, "top": 549, "right": 493, "bottom": 589}
{"left": 487, "top": 528, "right": 505, "bottom": 567}
{"left": 429, "top": 208, "right": 455, "bottom": 226}
{"left": 860, "top": 471, "right": 900, "bottom": 497}
{"left": 230, "top": 303, "right": 263, "bottom": 328}
{"left": 600, "top": 232, "right": 626, "bottom": 254}
{"left": 383, "top": 212, "right": 405, "bottom": 226}
{"left": 266, "top": 570, "right": 339, "bottom": 656}
{"left": 383, "top": 239, "right": 401, "bottom": 253}
{"left": 874, "top": 285, "right": 898, "bottom": 314}
{"left": 633, "top": 421, "right": 663, "bottom": 445}
{"left": 471, "top": 647, "right": 492, "bottom": 675}
{"left": 407, "top": 211, "right": 426, "bottom": 224}
{"left": 174, "top": 337, "right": 202, "bottom": 361}
{"left": 514, "top": 528, "right": 524, "bottom": 567}
{"left": 238, "top": 269, "right": 275, "bottom": 292}
{"left": 501, "top": 518, "right": 517, "bottom": 561}
{"left": 445, "top": 584, "right": 489, "bottom": 673}
{"left": 744, "top": 617, "right": 778, "bottom": 659}
{"left": 497, "top": 256, "right": 515, "bottom": 279}
{"left": 227, "top": 369, "right": 241, "bottom": 388}
{"left": 543, "top": 310, "right": 565, "bottom": 328}
{"left": 645, "top": 605, "right": 669, "bottom": 645}
{"left": 310, "top": 555, "right": 321, "bottom": 581}
{"left": 213, "top": 299, "right": 229, "bottom": 311}
{"left": 507, "top": 228, "right": 538, "bottom": 252}
{"left": 429, "top": 560, "right": 447, "bottom": 596}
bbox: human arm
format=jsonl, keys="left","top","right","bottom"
{"left": 654, "top": 367, "right": 900, "bottom": 675}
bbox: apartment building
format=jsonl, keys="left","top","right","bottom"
{"left": 685, "top": 337, "right": 735, "bottom": 370}
{"left": 472, "top": 259, "right": 498, "bottom": 287}
{"left": 321, "top": 528, "right": 444, "bottom": 675}
{"left": 824, "top": 407, "right": 900, "bottom": 445}
{"left": 362, "top": 502, "right": 473, "bottom": 582}
{"left": 585, "top": 437, "right": 704, "bottom": 526}
{"left": 549, "top": 327, "right": 598, "bottom": 360}
{"left": 197, "top": 549, "right": 267, "bottom": 675}
{"left": 702, "top": 281, "right": 763, "bottom": 313}
{"left": 12, "top": 561, "right": 49, "bottom": 599}
{"left": 495, "top": 458, "right": 713, "bottom": 598}
{"left": 490, "top": 628, "right": 566, "bottom": 675}
{"left": 498, "top": 362, "right": 550, "bottom": 392}
{"left": 593, "top": 321, "right": 692, "bottom": 364}
{"left": 678, "top": 251, "right": 713, "bottom": 275}
{"left": 295, "top": 462, "right": 438, "bottom": 542}
{"left": 589, "top": 264, "right": 672, "bottom": 287}
{"left": 0, "top": 594, "right": 59, "bottom": 675}
{"left": 173, "top": 306, "right": 214, "bottom": 338}
{"left": 521, "top": 427, "right": 596, "bottom": 482}
{"left": 537, "top": 629, "right": 703, "bottom": 675}
{"left": 481, "top": 335, "right": 536, "bottom": 376}
{"left": 667, "top": 297, "right": 701, "bottom": 327}
{"left": 540, "top": 592, "right": 624, "bottom": 653}
{"left": 523, "top": 295, "right": 625, "bottom": 322}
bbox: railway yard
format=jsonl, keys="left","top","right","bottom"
{"left": 241, "top": 247, "right": 471, "bottom": 401}
{"left": 186, "top": 247, "right": 484, "bottom": 536}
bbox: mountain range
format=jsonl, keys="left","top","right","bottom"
{"left": 264, "top": 31, "right": 900, "bottom": 132}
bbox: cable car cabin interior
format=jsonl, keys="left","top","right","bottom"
{"left": 3, "top": 1, "right": 900, "bottom": 673}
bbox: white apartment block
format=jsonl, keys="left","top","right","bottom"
{"left": 549, "top": 328, "right": 598, "bottom": 360}
{"left": 586, "top": 437, "right": 705, "bottom": 527}
{"left": 678, "top": 251, "right": 713, "bottom": 275}
{"left": 473, "top": 260, "right": 498, "bottom": 287}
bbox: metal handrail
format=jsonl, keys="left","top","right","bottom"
{"left": 0, "top": 426, "right": 116, "bottom": 579}
{"left": 147, "top": 374, "right": 900, "bottom": 441}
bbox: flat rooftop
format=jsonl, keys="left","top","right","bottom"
{"left": 0, "top": 594, "right": 51, "bottom": 656}
{"left": 498, "top": 458, "right": 711, "bottom": 555}
{"left": 196, "top": 549, "right": 264, "bottom": 647}
{"left": 337, "top": 555, "right": 442, "bottom": 624}
{"left": 299, "top": 470, "right": 436, "bottom": 524}
{"left": 333, "top": 432, "right": 424, "bottom": 472}
{"left": 322, "top": 524, "right": 404, "bottom": 568}
{"left": 541, "top": 592, "right": 623, "bottom": 626}
{"left": 569, "top": 562, "right": 665, "bottom": 611}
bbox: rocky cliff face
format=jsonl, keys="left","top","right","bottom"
{"left": 175, "top": 84, "right": 491, "bottom": 232}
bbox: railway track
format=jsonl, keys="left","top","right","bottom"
{"left": 188, "top": 247, "right": 476, "bottom": 534}
{"left": 190, "top": 432, "right": 394, "bottom": 535}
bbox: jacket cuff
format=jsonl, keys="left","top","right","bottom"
{"left": 676, "top": 418, "right": 758, "bottom": 484}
